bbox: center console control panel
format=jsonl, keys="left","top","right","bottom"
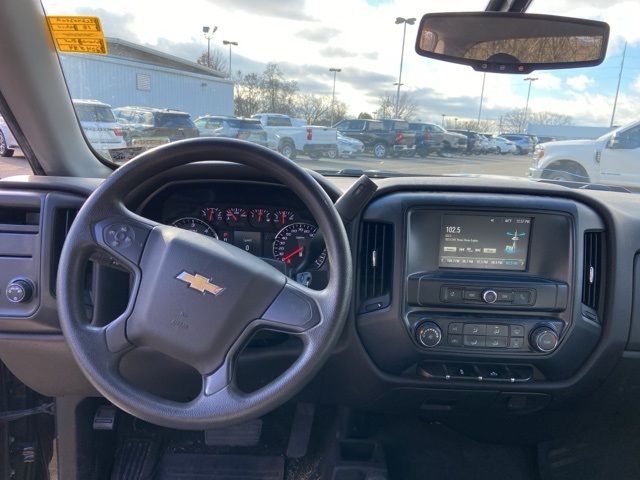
{"left": 409, "top": 315, "right": 564, "bottom": 354}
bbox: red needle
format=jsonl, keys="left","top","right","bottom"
{"left": 282, "top": 246, "right": 304, "bottom": 263}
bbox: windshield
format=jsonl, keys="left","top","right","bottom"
{"left": 39, "top": 0, "right": 640, "bottom": 188}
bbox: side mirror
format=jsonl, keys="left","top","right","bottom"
{"left": 415, "top": 12, "right": 609, "bottom": 74}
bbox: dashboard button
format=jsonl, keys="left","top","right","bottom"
{"left": 486, "top": 336, "right": 508, "bottom": 348}
{"left": 463, "top": 289, "right": 482, "bottom": 301}
{"left": 497, "top": 290, "right": 514, "bottom": 302}
{"left": 509, "top": 337, "right": 525, "bottom": 349}
{"left": 6, "top": 279, "right": 33, "bottom": 303}
{"left": 448, "top": 334, "right": 463, "bottom": 347}
{"left": 482, "top": 289, "right": 498, "bottom": 304}
{"left": 442, "top": 287, "right": 463, "bottom": 302}
{"left": 510, "top": 325, "right": 525, "bottom": 337}
{"left": 463, "top": 335, "right": 485, "bottom": 347}
{"left": 448, "top": 323, "right": 463, "bottom": 334}
{"left": 464, "top": 324, "right": 486, "bottom": 335}
{"left": 513, "top": 291, "right": 532, "bottom": 305}
{"left": 487, "top": 324, "right": 509, "bottom": 337}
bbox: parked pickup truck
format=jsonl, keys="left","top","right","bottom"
{"left": 335, "top": 118, "right": 415, "bottom": 158}
{"left": 408, "top": 122, "right": 467, "bottom": 157}
{"left": 251, "top": 113, "right": 338, "bottom": 159}
{"left": 529, "top": 120, "right": 640, "bottom": 188}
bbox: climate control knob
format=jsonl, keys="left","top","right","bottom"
{"left": 531, "top": 327, "right": 559, "bottom": 353}
{"left": 416, "top": 322, "right": 442, "bottom": 348}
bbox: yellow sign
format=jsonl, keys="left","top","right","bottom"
{"left": 46, "top": 16, "right": 108, "bottom": 55}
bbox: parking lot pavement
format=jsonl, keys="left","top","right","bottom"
{"left": 0, "top": 154, "right": 31, "bottom": 179}
{"left": 0, "top": 152, "right": 532, "bottom": 180}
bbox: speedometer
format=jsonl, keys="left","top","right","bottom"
{"left": 172, "top": 217, "right": 218, "bottom": 238}
{"left": 273, "top": 222, "right": 327, "bottom": 270}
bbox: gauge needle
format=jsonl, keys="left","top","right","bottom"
{"left": 282, "top": 246, "right": 304, "bottom": 263}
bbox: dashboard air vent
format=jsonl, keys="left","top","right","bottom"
{"left": 50, "top": 208, "right": 78, "bottom": 295}
{"left": 358, "top": 222, "right": 393, "bottom": 313}
{"left": 582, "top": 231, "right": 603, "bottom": 312}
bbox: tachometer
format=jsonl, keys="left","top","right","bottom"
{"left": 273, "top": 222, "right": 327, "bottom": 270}
{"left": 172, "top": 217, "right": 218, "bottom": 238}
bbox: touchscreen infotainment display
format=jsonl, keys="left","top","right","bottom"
{"left": 439, "top": 215, "right": 532, "bottom": 270}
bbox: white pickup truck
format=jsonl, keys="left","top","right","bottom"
{"left": 252, "top": 113, "right": 338, "bottom": 159}
{"left": 529, "top": 121, "right": 640, "bottom": 188}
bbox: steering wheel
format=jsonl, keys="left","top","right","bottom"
{"left": 57, "top": 138, "right": 352, "bottom": 430}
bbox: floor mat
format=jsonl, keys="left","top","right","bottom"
{"left": 156, "top": 453, "right": 284, "bottom": 480}
{"left": 538, "top": 425, "right": 640, "bottom": 480}
{"left": 376, "top": 417, "right": 537, "bottom": 480}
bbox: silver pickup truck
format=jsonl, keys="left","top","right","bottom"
{"left": 252, "top": 113, "right": 338, "bottom": 159}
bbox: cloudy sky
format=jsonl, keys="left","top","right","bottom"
{"left": 43, "top": 0, "right": 640, "bottom": 126}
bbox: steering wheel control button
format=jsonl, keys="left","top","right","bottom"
{"left": 416, "top": 322, "right": 442, "bottom": 348}
{"left": 482, "top": 289, "right": 498, "bottom": 304}
{"left": 105, "top": 223, "right": 134, "bottom": 248}
{"left": 531, "top": 327, "right": 559, "bottom": 353}
{"left": 6, "top": 279, "right": 34, "bottom": 303}
{"left": 97, "top": 219, "right": 151, "bottom": 265}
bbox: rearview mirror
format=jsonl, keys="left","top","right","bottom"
{"left": 415, "top": 12, "right": 609, "bottom": 74}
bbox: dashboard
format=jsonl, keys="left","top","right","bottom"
{"left": 140, "top": 181, "right": 329, "bottom": 287}
{"left": 1, "top": 166, "right": 640, "bottom": 421}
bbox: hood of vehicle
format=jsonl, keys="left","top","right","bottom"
{"left": 540, "top": 139, "right": 599, "bottom": 149}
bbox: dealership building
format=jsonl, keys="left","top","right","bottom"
{"left": 59, "top": 37, "right": 234, "bottom": 119}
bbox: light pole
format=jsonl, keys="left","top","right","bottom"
{"left": 394, "top": 17, "right": 416, "bottom": 118}
{"left": 522, "top": 77, "right": 538, "bottom": 132}
{"left": 441, "top": 113, "right": 446, "bottom": 127}
{"left": 223, "top": 40, "right": 238, "bottom": 78}
{"left": 477, "top": 72, "right": 486, "bottom": 130}
{"left": 329, "top": 68, "right": 341, "bottom": 126}
{"left": 202, "top": 26, "right": 218, "bottom": 68}
{"left": 454, "top": 118, "right": 458, "bottom": 128}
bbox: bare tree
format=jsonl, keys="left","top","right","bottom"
{"left": 453, "top": 119, "right": 496, "bottom": 132}
{"left": 260, "top": 63, "right": 298, "bottom": 115}
{"left": 331, "top": 100, "right": 348, "bottom": 125}
{"left": 295, "top": 94, "right": 332, "bottom": 125}
{"left": 234, "top": 72, "right": 262, "bottom": 118}
{"left": 375, "top": 92, "right": 418, "bottom": 120}
{"left": 197, "top": 48, "right": 228, "bottom": 73}
{"left": 501, "top": 108, "right": 572, "bottom": 133}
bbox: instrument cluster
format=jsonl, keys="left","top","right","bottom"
{"left": 170, "top": 205, "right": 327, "bottom": 271}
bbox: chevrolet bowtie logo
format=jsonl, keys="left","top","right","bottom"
{"left": 176, "top": 271, "right": 225, "bottom": 296}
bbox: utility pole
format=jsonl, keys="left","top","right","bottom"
{"left": 522, "top": 77, "right": 538, "bottom": 133}
{"left": 610, "top": 41, "right": 627, "bottom": 128}
{"left": 477, "top": 72, "right": 486, "bottom": 130}
{"left": 394, "top": 17, "right": 416, "bottom": 118}
{"left": 329, "top": 68, "right": 341, "bottom": 126}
